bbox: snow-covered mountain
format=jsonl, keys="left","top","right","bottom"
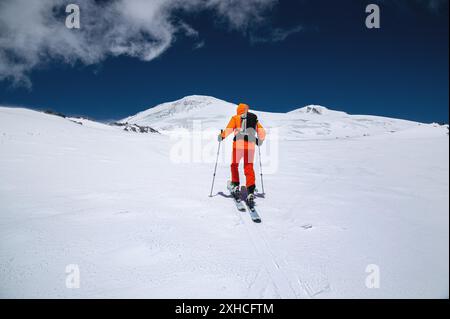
{"left": 121, "top": 95, "right": 421, "bottom": 140}
{"left": 0, "top": 99, "right": 448, "bottom": 298}
{"left": 120, "top": 95, "right": 236, "bottom": 132}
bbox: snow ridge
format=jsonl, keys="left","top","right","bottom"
{"left": 121, "top": 95, "right": 426, "bottom": 140}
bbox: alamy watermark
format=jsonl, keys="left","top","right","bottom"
{"left": 365, "top": 264, "right": 380, "bottom": 289}
{"left": 167, "top": 122, "right": 280, "bottom": 174}
{"left": 366, "top": 4, "right": 381, "bottom": 29}
{"left": 64, "top": 4, "right": 381, "bottom": 31}
{"left": 65, "top": 264, "right": 80, "bottom": 289}
{"left": 65, "top": 4, "right": 80, "bottom": 29}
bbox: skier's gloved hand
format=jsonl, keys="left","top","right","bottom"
{"left": 217, "top": 134, "right": 224, "bottom": 142}
{"left": 256, "top": 138, "right": 264, "bottom": 146}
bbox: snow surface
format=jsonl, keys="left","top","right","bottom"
{"left": 0, "top": 97, "right": 448, "bottom": 298}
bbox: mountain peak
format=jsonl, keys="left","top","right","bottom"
{"left": 289, "top": 105, "right": 330, "bottom": 115}
{"left": 287, "top": 105, "right": 351, "bottom": 117}
{"left": 174, "top": 95, "right": 222, "bottom": 103}
{"left": 120, "top": 95, "right": 235, "bottom": 126}
{"left": 165, "top": 95, "right": 230, "bottom": 111}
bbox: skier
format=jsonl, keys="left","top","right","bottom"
{"left": 218, "top": 103, "right": 266, "bottom": 207}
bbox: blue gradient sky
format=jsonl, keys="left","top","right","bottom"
{"left": 0, "top": 0, "right": 448, "bottom": 123}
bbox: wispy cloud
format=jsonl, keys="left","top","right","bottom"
{"left": 193, "top": 41, "right": 206, "bottom": 50}
{"left": 250, "top": 25, "right": 304, "bottom": 43}
{"left": 0, "top": 0, "right": 277, "bottom": 87}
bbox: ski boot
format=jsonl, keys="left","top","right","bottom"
{"left": 246, "top": 193, "right": 255, "bottom": 208}
{"left": 246, "top": 185, "right": 256, "bottom": 208}
{"left": 230, "top": 182, "right": 241, "bottom": 200}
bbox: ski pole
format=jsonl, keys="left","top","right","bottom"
{"left": 209, "top": 130, "right": 222, "bottom": 197}
{"left": 258, "top": 143, "right": 265, "bottom": 194}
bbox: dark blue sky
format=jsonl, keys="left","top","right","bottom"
{"left": 0, "top": 0, "right": 448, "bottom": 123}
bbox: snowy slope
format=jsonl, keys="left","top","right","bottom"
{"left": 0, "top": 101, "right": 448, "bottom": 298}
{"left": 122, "top": 95, "right": 420, "bottom": 140}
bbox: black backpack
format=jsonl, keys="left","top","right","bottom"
{"left": 234, "top": 112, "right": 258, "bottom": 143}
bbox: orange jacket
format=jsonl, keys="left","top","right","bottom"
{"left": 221, "top": 103, "right": 266, "bottom": 149}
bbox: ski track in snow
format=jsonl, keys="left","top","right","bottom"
{"left": 231, "top": 202, "right": 308, "bottom": 298}
{"left": 0, "top": 100, "right": 448, "bottom": 298}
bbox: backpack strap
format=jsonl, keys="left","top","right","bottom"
{"left": 233, "top": 112, "right": 258, "bottom": 142}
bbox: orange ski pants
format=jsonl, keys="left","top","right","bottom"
{"left": 231, "top": 142, "right": 255, "bottom": 188}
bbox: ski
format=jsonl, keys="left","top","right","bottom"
{"left": 227, "top": 181, "right": 261, "bottom": 222}
{"left": 227, "top": 181, "right": 246, "bottom": 211}
{"left": 233, "top": 197, "right": 246, "bottom": 211}
{"left": 246, "top": 203, "right": 261, "bottom": 223}
{"left": 240, "top": 185, "right": 262, "bottom": 223}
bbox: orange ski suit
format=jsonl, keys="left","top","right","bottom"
{"left": 220, "top": 103, "right": 266, "bottom": 189}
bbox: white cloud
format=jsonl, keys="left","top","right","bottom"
{"left": 0, "top": 0, "right": 276, "bottom": 87}
{"left": 250, "top": 25, "right": 304, "bottom": 43}
{"left": 204, "top": 0, "right": 277, "bottom": 31}
{"left": 193, "top": 41, "right": 205, "bottom": 50}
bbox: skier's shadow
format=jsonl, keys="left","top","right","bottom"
{"left": 216, "top": 191, "right": 233, "bottom": 198}
{"left": 216, "top": 191, "right": 265, "bottom": 199}
{"left": 240, "top": 186, "right": 265, "bottom": 199}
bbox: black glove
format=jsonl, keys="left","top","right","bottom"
{"left": 256, "top": 138, "right": 264, "bottom": 146}
{"left": 218, "top": 133, "right": 223, "bottom": 142}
